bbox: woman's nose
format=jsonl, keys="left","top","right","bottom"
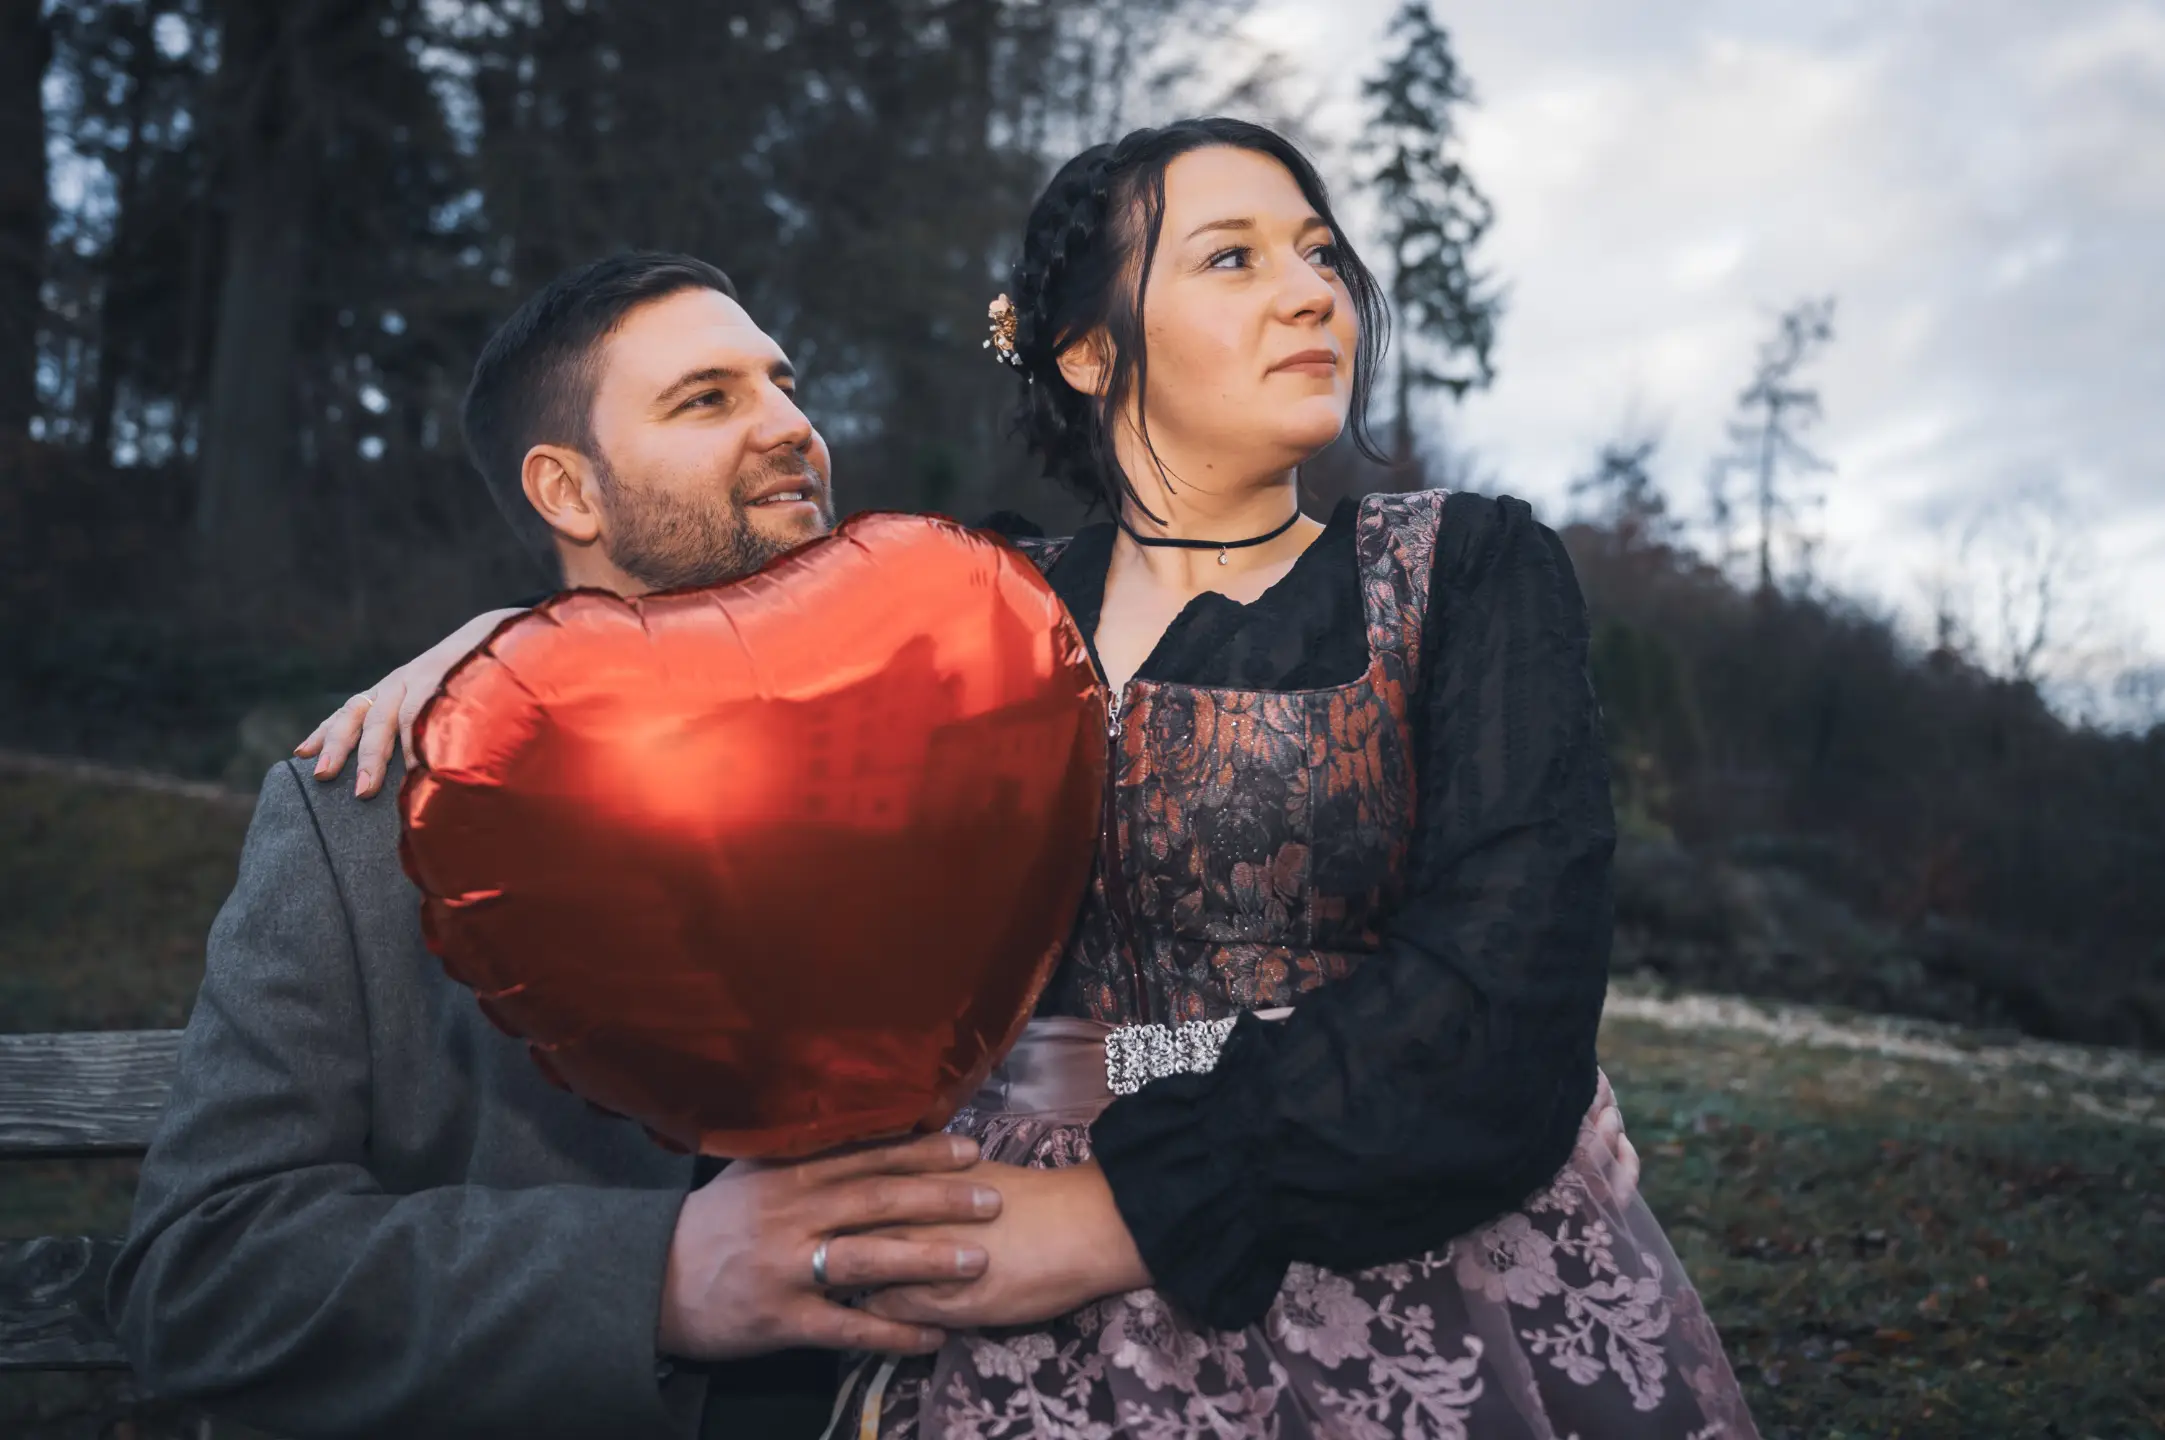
{"left": 1277, "top": 252, "right": 1338, "bottom": 324}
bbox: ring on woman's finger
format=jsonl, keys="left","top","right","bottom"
{"left": 811, "top": 1237, "right": 832, "bottom": 1288}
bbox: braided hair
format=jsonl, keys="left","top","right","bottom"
{"left": 1004, "top": 117, "right": 1391, "bottom": 519}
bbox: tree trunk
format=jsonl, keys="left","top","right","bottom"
{"left": 0, "top": 0, "right": 50, "bottom": 442}
{"left": 90, "top": 8, "right": 158, "bottom": 462}
{"left": 1755, "top": 408, "right": 1776, "bottom": 595}
{"left": 193, "top": 1, "right": 307, "bottom": 611}
{"left": 950, "top": 0, "right": 1001, "bottom": 521}
{"left": 1393, "top": 342, "right": 1414, "bottom": 474}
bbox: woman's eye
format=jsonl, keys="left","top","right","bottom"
{"left": 1206, "top": 246, "right": 1252, "bottom": 270}
{"left": 1309, "top": 243, "right": 1342, "bottom": 269}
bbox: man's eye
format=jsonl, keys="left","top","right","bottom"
{"left": 685, "top": 390, "right": 726, "bottom": 409}
{"left": 1206, "top": 246, "right": 1252, "bottom": 270}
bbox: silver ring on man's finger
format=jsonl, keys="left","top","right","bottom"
{"left": 810, "top": 1238, "right": 831, "bottom": 1288}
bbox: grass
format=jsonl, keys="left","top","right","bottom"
{"left": 1605, "top": 1011, "right": 2164, "bottom": 1439}
{"left": 0, "top": 765, "right": 252, "bottom": 1297}
{"left": 2, "top": 765, "right": 2161, "bottom": 1438}
{"left": 0, "top": 767, "right": 251, "bottom": 1035}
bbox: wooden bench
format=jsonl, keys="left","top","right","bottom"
{"left": 0, "top": 1029, "right": 182, "bottom": 1372}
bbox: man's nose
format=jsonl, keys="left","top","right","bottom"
{"left": 755, "top": 383, "right": 816, "bottom": 454}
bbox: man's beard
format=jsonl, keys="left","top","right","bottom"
{"left": 596, "top": 453, "right": 833, "bottom": 593}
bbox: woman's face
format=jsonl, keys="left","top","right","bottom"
{"left": 1094, "top": 145, "right": 1359, "bottom": 492}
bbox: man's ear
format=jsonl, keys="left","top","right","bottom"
{"left": 1055, "top": 331, "right": 1113, "bottom": 398}
{"left": 521, "top": 445, "right": 604, "bottom": 545}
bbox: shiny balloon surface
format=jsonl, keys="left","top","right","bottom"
{"left": 399, "top": 513, "right": 1105, "bottom": 1157}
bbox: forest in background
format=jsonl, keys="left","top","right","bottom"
{"left": 0, "top": 0, "right": 2160, "bottom": 1049}
{"left": 1, "top": 0, "right": 1290, "bottom": 647}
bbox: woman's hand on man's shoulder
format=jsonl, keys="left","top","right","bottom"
{"left": 294, "top": 607, "right": 528, "bottom": 798}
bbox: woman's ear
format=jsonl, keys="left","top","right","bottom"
{"left": 521, "top": 445, "right": 605, "bottom": 546}
{"left": 1055, "top": 331, "right": 1113, "bottom": 398}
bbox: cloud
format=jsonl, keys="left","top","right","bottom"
{"left": 1248, "top": 0, "right": 2165, "bottom": 657}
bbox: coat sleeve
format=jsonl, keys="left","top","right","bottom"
{"left": 107, "top": 763, "right": 703, "bottom": 1439}
{"left": 1090, "top": 494, "right": 1616, "bottom": 1329}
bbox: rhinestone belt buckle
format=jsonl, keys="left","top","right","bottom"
{"left": 1103, "top": 1015, "right": 1241, "bottom": 1096}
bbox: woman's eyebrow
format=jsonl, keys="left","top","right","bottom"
{"left": 1181, "top": 214, "right": 1332, "bottom": 242}
{"left": 1184, "top": 217, "right": 1255, "bottom": 241}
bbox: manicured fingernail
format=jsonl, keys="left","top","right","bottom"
{"left": 955, "top": 1246, "right": 987, "bottom": 1274}
{"left": 972, "top": 1185, "right": 999, "bottom": 1215}
{"left": 314, "top": 762, "right": 329, "bottom": 778}
{"left": 357, "top": 770, "right": 373, "bottom": 790}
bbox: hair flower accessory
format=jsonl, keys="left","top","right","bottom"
{"left": 983, "top": 293, "right": 1023, "bottom": 370}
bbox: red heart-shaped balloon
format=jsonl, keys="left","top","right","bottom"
{"left": 398, "top": 513, "right": 1105, "bottom": 1158}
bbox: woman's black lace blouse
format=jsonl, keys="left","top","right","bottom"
{"left": 991, "top": 492, "right": 1617, "bottom": 1330}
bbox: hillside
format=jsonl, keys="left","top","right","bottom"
{"left": 1564, "top": 521, "right": 2165, "bottom": 1053}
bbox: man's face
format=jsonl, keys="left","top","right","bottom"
{"left": 582, "top": 288, "right": 836, "bottom": 591}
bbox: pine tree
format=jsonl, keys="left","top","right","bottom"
{"left": 1571, "top": 435, "right": 1672, "bottom": 550}
{"left": 1359, "top": 0, "right": 1500, "bottom": 469}
{"left": 1709, "top": 297, "right": 1836, "bottom": 594}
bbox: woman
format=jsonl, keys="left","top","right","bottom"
{"left": 309, "top": 119, "right": 1754, "bottom": 1438}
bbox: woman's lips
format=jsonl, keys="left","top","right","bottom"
{"left": 1270, "top": 349, "right": 1339, "bottom": 378}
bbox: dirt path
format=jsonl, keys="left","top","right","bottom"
{"left": 1607, "top": 982, "right": 2165, "bottom": 1131}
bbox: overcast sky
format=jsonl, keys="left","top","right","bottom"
{"left": 1240, "top": 0, "right": 2165, "bottom": 688}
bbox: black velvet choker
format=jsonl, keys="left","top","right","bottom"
{"left": 1113, "top": 507, "right": 1303, "bottom": 566}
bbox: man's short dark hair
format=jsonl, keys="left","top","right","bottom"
{"left": 462, "top": 251, "right": 739, "bottom": 562}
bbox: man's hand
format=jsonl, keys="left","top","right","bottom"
{"left": 861, "top": 1160, "right": 1147, "bottom": 1333}
{"left": 658, "top": 1132, "right": 1004, "bottom": 1361}
{"left": 295, "top": 607, "right": 525, "bottom": 797}
{"left": 868, "top": 1076, "right": 1643, "bottom": 1334}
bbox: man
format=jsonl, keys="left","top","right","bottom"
{"left": 110, "top": 253, "right": 1004, "bottom": 1440}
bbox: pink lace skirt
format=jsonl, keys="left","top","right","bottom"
{"left": 842, "top": 1018, "right": 1761, "bottom": 1439}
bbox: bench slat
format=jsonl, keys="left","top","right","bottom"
{"left": 0, "top": 1237, "right": 127, "bottom": 1370}
{"left": 0, "top": 1031, "right": 183, "bottom": 1159}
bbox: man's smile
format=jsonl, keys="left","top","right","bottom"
{"left": 749, "top": 489, "right": 817, "bottom": 509}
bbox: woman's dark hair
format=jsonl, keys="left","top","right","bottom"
{"left": 1007, "top": 117, "right": 1390, "bottom": 518}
